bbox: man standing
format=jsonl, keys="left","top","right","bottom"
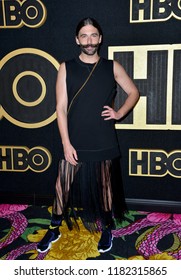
{"left": 37, "top": 17, "right": 139, "bottom": 254}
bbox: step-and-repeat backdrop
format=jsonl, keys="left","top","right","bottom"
{"left": 0, "top": 0, "right": 181, "bottom": 211}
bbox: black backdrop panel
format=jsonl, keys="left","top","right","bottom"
{"left": 0, "top": 0, "right": 181, "bottom": 211}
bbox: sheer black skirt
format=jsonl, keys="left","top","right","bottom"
{"left": 52, "top": 157, "right": 126, "bottom": 232}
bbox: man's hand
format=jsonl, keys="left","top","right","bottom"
{"left": 63, "top": 143, "right": 78, "bottom": 166}
{"left": 101, "top": 105, "right": 122, "bottom": 120}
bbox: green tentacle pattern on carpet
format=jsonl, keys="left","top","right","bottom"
{"left": 0, "top": 204, "right": 180, "bottom": 260}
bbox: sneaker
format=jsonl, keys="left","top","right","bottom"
{"left": 37, "top": 228, "right": 61, "bottom": 253}
{"left": 98, "top": 228, "right": 113, "bottom": 253}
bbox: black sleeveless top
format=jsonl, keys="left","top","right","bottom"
{"left": 64, "top": 57, "right": 120, "bottom": 161}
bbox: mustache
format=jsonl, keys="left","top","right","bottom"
{"left": 80, "top": 43, "right": 99, "bottom": 48}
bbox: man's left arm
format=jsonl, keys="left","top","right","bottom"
{"left": 101, "top": 60, "right": 139, "bottom": 121}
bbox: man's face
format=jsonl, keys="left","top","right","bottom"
{"left": 76, "top": 24, "right": 102, "bottom": 56}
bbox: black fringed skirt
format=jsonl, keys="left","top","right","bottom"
{"left": 52, "top": 157, "right": 126, "bottom": 232}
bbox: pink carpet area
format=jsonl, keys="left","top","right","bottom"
{"left": 0, "top": 204, "right": 181, "bottom": 260}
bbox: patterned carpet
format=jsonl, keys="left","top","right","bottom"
{"left": 0, "top": 204, "right": 181, "bottom": 260}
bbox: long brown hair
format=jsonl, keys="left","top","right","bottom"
{"left": 75, "top": 17, "right": 103, "bottom": 37}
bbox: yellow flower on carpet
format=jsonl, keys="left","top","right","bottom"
{"left": 128, "top": 255, "right": 145, "bottom": 260}
{"left": 126, "top": 252, "right": 176, "bottom": 260}
{"left": 27, "top": 219, "right": 101, "bottom": 260}
{"left": 149, "top": 252, "right": 176, "bottom": 260}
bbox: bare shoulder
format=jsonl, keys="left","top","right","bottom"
{"left": 113, "top": 60, "right": 128, "bottom": 79}
{"left": 58, "top": 61, "right": 66, "bottom": 73}
{"left": 57, "top": 62, "right": 66, "bottom": 81}
{"left": 113, "top": 60, "right": 125, "bottom": 71}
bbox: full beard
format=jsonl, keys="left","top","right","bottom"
{"left": 79, "top": 43, "right": 99, "bottom": 56}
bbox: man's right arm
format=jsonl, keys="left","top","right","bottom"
{"left": 56, "top": 63, "right": 78, "bottom": 165}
